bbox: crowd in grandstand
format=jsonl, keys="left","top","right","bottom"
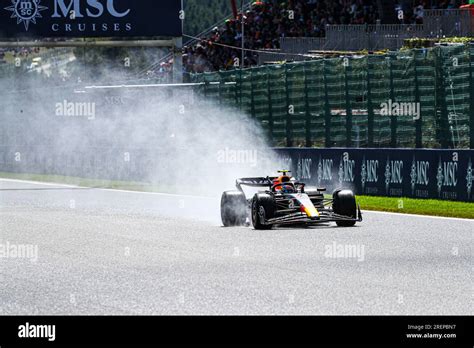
{"left": 183, "top": 0, "right": 471, "bottom": 73}
{"left": 183, "top": 0, "right": 380, "bottom": 73}
{"left": 397, "top": 0, "right": 467, "bottom": 24}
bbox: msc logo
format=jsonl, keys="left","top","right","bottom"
{"left": 52, "top": 0, "right": 130, "bottom": 18}
{"left": 4, "top": 0, "right": 48, "bottom": 31}
{"left": 5, "top": 0, "right": 132, "bottom": 32}
{"left": 338, "top": 152, "right": 355, "bottom": 184}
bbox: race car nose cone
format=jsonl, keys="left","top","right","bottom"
{"left": 299, "top": 203, "right": 319, "bottom": 218}
{"left": 294, "top": 194, "right": 320, "bottom": 218}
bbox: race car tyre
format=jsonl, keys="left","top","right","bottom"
{"left": 221, "top": 191, "right": 247, "bottom": 227}
{"left": 251, "top": 193, "right": 275, "bottom": 230}
{"left": 333, "top": 190, "right": 357, "bottom": 227}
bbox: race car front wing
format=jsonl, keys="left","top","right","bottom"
{"left": 263, "top": 204, "right": 363, "bottom": 226}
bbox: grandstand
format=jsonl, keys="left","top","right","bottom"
{"left": 182, "top": 0, "right": 473, "bottom": 72}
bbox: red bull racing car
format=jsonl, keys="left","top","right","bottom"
{"left": 221, "top": 171, "right": 362, "bottom": 229}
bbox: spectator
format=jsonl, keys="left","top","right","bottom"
{"left": 396, "top": 0, "right": 467, "bottom": 24}
{"left": 184, "top": 0, "right": 380, "bottom": 73}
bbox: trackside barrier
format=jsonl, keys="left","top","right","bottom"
{"left": 1, "top": 146, "right": 472, "bottom": 202}
{"left": 275, "top": 148, "right": 474, "bottom": 202}
{"left": 192, "top": 43, "right": 474, "bottom": 150}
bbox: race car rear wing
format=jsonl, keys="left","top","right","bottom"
{"left": 236, "top": 177, "right": 311, "bottom": 192}
{"left": 235, "top": 177, "right": 276, "bottom": 191}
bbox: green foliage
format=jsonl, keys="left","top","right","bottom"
{"left": 439, "top": 36, "right": 474, "bottom": 44}
{"left": 403, "top": 37, "right": 474, "bottom": 49}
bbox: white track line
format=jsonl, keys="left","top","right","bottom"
{"left": 0, "top": 178, "right": 214, "bottom": 200}
{"left": 0, "top": 178, "right": 79, "bottom": 188}
{"left": 1, "top": 178, "right": 472, "bottom": 221}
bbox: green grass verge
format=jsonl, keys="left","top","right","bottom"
{"left": 1, "top": 172, "right": 473, "bottom": 219}
{"left": 356, "top": 195, "right": 474, "bottom": 219}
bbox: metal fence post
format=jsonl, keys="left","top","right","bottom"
{"left": 203, "top": 80, "right": 208, "bottom": 99}
{"left": 217, "top": 77, "right": 222, "bottom": 105}
{"left": 414, "top": 50, "right": 422, "bottom": 148}
{"left": 233, "top": 74, "right": 239, "bottom": 108}
{"left": 285, "top": 64, "right": 293, "bottom": 147}
{"left": 344, "top": 58, "right": 353, "bottom": 148}
{"left": 239, "top": 69, "right": 243, "bottom": 110}
{"left": 389, "top": 55, "right": 397, "bottom": 148}
{"left": 367, "top": 55, "right": 374, "bottom": 147}
{"left": 470, "top": 43, "right": 474, "bottom": 149}
{"left": 323, "top": 59, "right": 332, "bottom": 147}
{"left": 435, "top": 46, "right": 450, "bottom": 148}
{"left": 267, "top": 66, "right": 274, "bottom": 145}
{"left": 303, "top": 62, "right": 312, "bottom": 147}
{"left": 250, "top": 68, "right": 255, "bottom": 118}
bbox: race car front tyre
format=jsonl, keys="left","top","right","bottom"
{"left": 251, "top": 193, "right": 275, "bottom": 230}
{"left": 333, "top": 190, "right": 357, "bottom": 227}
{"left": 221, "top": 191, "right": 247, "bottom": 227}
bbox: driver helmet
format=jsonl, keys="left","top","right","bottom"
{"left": 273, "top": 174, "right": 295, "bottom": 193}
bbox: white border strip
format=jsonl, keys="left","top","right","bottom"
{"left": 0, "top": 178, "right": 213, "bottom": 200}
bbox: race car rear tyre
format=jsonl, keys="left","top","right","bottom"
{"left": 251, "top": 193, "right": 275, "bottom": 230}
{"left": 333, "top": 190, "right": 357, "bottom": 227}
{"left": 221, "top": 191, "right": 247, "bottom": 227}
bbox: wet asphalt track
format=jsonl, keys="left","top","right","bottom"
{"left": 0, "top": 178, "right": 472, "bottom": 315}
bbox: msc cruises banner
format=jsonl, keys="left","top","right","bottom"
{"left": 275, "top": 148, "right": 474, "bottom": 202}
{"left": 0, "top": 0, "right": 183, "bottom": 38}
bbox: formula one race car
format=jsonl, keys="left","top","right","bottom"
{"left": 221, "top": 170, "right": 362, "bottom": 229}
